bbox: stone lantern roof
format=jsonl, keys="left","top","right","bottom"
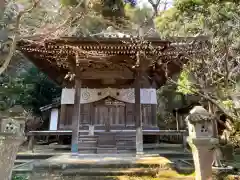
{"left": 187, "top": 106, "right": 214, "bottom": 124}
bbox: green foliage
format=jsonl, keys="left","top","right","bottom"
{"left": 60, "top": 0, "right": 78, "bottom": 6}
{"left": 155, "top": 0, "right": 240, "bottom": 38}
{"left": 0, "top": 67, "right": 61, "bottom": 115}
{"left": 0, "top": 75, "right": 27, "bottom": 111}
{"left": 19, "top": 67, "right": 61, "bottom": 115}
{"left": 174, "top": 0, "right": 204, "bottom": 12}
{"left": 125, "top": 4, "right": 153, "bottom": 25}
{"left": 12, "top": 175, "right": 28, "bottom": 180}
{"left": 221, "top": 99, "right": 234, "bottom": 110}
{"left": 155, "top": 0, "right": 240, "bottom": 120}
{"left": 177, "top": 70, "right": 195, "bottom": 95}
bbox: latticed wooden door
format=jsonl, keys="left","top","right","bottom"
{"left": 93, "top": 98, "right": 126, "bottom": 130}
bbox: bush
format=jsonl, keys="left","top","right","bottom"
{"left": 12, "top": 175, "right": 28, "bottom": 180}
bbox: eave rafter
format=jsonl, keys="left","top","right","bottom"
{"left": 17, "top": 36, "right": 210, "bottom": 87}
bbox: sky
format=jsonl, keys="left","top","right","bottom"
{"left": 138, "top": 0, "right": 173, "bottom": 9}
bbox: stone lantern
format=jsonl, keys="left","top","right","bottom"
{"left": 186, "top": 106, "right": 219, "bottom": 180}
{"left": 0, "top": 105, "right": 26, "bottom": 180}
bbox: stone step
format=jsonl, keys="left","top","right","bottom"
{"left": 78, "top": 147, "right": 97, "bottom": 150}
{"left": 64, "top": 163, "right": 166, "bottom": 170}
{"left": 97, "top": 144, "right": 116, "bottom": 148}
{"left": 33, "top": 160, "right": 168, "bottom": 170}
{"left": 144, "top": 143, "right": 184, "bottom": 149}
{"left": 116, "top": 138, "right": 136, "bottom": 142}
{"left": 79, "top": 137, "right": 97, "bottom": 140}
{"left": 78, "top": 141, "right": 97, "bottom": 143}
{"left": 116, "top": 136, "right": 136, "bottom": 138}
{"left": 49, "top": 144, "right": 71, "bottom": 149}
{"left": 79, "top": 137, "right": 98, "bottom": 141}
{"left": 79, "top": 150, "right": 97, "bottom": 154}
{"left": 60, "top": 168, "right": 158, "bottom": 176}
{"left": 97, "top": 147, "right": 117, "bottom": 154}
{"left": 14, "top": 159, "right": 32, "bottom": 166}
{"left": 79, "top": 144, "right": 97, "bottom": 148}
{"left": 117, "top": 146, "right": 135, "bottom": 150}
{"left": 115, "top": 132, "right": 136, "bottom": 135}
{"left": 79, "top": 147, "right": 97, "bottom": 154}
{"left": 78, "top": 142, "right": 97, "bottom": 148}
{"left": 117, "top": 141, "right": 135, "bottom": 144}
{"left": 116, "top": 135, "right": 136, "bottom": 139}
{"left": 117, "top": 149, "right": 135, "bottom": 153}
{"left": 16, "top": 153, "right": 53, "bottom": 160}
{"left": 79, "top": 135, "right": 98, "bottom": 137}
{"left": 159, "top": 151, "right": 192, "bottom": 159}
{"left": 13, "top": 153, "right": 194, "bottom": 179}
{"left": 116, "top": 145, "right": 135, "bottom": 149}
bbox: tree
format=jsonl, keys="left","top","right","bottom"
{"left": 0, "top": 0, "right": 42, "bottom": 75}
{"left": 0, "top": 66, "right": 61, "bottom": 115}
{"left": 154, "top": 0, "right": 240, "bottom": 124}
{"left": 0, "top": 0, "right": 155, "bottom": 113}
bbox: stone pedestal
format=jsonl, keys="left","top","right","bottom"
{"left": 136, "top": 127, "right": 144, "bottom": 155}
{"left": 187, "top": 137, "right": 218, "bottom": 180}
{"left": 0, "top": 106, "right": 26, "bottom": 180}
{"left": 0, "top": 134, "right": 25, "bottom": 180}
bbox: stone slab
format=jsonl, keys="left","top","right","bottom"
{"left": 14, "top": 154, "right": 172, "bottom": 170}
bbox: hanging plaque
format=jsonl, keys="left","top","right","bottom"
{"left": 105, "top": 98, "right": 125, "bottom": 106}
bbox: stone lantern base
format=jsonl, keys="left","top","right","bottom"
{"left": 187, "top": 137, "right": 219, "bottom": 180}
{"left": 0, "top": 134, "right": 25, "bottom": 180}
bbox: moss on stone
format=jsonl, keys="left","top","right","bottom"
{"left": 115, "top": 170, "right": 195, "bottom": 180}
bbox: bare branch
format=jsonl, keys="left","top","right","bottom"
{"left": 0, "top": 0, "right": 41, "bottom": 75}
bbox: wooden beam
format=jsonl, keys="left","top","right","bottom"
{"left": 135, "top": 72, "right": 143, "bottom": 155}
{"left": 71, "top": 78, "right": 82, "bottom": 155}
{"left": 80, "top": 70, "right": 133, "bottom": 79}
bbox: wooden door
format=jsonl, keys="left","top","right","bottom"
{"left": 93, "top": 99, "right": 126, "bottom": 130}
{"left": 108, "top": 105, "right": 125, "bottom": 126}
{"left": 96, "top": 106, "right": 110, "bottom": 131}
{"left": 125, "top": 103, "right": 135, "bottom": 126}
{"left": 80, "top": 104, "right": 91, "bottom": 125}
{"left": 142, "top": 104, "right": 152, "bottom": 127}
{"left": 95, "top": 105, "right": 108, "bottom": 126}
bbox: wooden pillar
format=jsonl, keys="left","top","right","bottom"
{"left": 175, "top": 109, "right": 179, "bottom": 131}
{"left": 135, "top": 72, "right": 144, "bottom": 155}
{"left": 151, "top": 81, "right": 157, "bottom": 127}
{"left": 71, "top": 78, "right": 82, "bottom": 154}
{"left": 59, "top": 104, "right": 67, "bottom": 129}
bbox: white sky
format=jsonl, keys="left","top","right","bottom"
{"left": 138, "top": 0, "right": 173, "bottom": 10}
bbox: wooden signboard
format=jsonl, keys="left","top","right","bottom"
{"left": 104, "top": 98, "right": 125, "bottom": 106}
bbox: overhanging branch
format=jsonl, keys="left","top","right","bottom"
{"left": 0, "top": 0, "right": 41, "bottom": 75}
{"left": 168, "top": 77, "right": 236, "bottom": 123}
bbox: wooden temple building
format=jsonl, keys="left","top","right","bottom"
{"left": 17, "top": 31, "right": 209, "bottom": 154}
